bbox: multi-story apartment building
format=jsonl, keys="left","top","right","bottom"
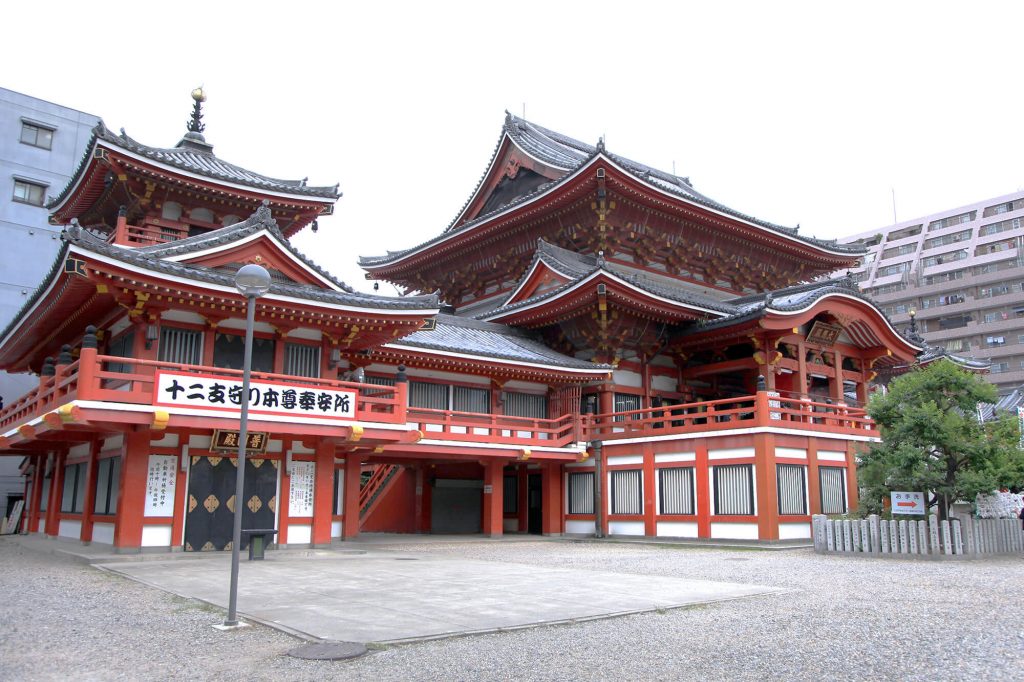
{"left": 0, "top": 88, "right": 99, "bottom": 517}
{"left": 842, "top": 192, "right": 1024, "bottom": 396}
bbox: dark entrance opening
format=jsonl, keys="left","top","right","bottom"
{"left": 527, "top": 473, "right": 543, "bottom": 534}
{"left": 430, "top": 479, "right": 482, "bottom": 533}
{"left": 184, "top": 455, "right": 278, "bottom": 551}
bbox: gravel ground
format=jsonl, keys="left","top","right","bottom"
{"left": 0, "top": 536, "right": 1021, "bottom": 681}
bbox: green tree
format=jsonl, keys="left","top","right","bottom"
{"left": 859, "top": 359, "right": 1024, "bottom": 519}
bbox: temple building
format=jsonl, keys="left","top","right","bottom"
{"left": 0, "top": 100, "right": 929, "bottom": 550}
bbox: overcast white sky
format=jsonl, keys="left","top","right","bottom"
{"left": 5, "top": 1, "right": 1023, "bottom": 292}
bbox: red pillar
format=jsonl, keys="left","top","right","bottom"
{"left": 846, "top": 442, "right": 859, "bottom": 513}
{"left": 642, "top": 447, "right": 656, "bottom": 537}
{"left": 45, "top": 451, "right": 66, "bottom": 537}
{"left": 541, "top": 462, "right": 563, "bottom": 535}
{"left": 754, "top": 432, "right": 779, "bottom": 540}
{"left": 831, "top": 349, "right": 845, "bottom": 403}
{"left": 482, "top": 460, "right": 504, "bottom": 538}
{"left": 517, "top": 465, "right": 528, "bottom": 533}
{"left": 80, "top": 439, "right": 100, "bottom": 543}
{"left": 695, "top": 442, "right": 711, "bottom": 539}
{"left": 114, "top": 430, "right": 150, "bottom": 551}
{"left": 28, "top": 455, "right": 45, "bottom": 533}
{"left": 806, "top": 437, "right": 821, "bottom": 516}
{"left": 311, "top": 440, "right": 336, "bottom": 547}
{"left": 342, "top": 454, "right": 361, "bottom": 539}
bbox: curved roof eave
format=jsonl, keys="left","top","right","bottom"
{"left": 361, "top": 153, "right": 864, "bottom": 273}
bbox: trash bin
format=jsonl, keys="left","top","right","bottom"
{"left": 241, "top": 529, "right": 277, "bottom": 560}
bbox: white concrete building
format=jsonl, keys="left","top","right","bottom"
{"left": 842, "top": 192, "right": 1024, "bottom": 396}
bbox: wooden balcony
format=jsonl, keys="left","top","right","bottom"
{"left": 584, "top": 393, "right": 878, "bottom": 441}
{"left": 0, "top": 349, "right": 408, "bottom": 434}
{"left": 408, "top": 408, "right": 581, "bottom": 448}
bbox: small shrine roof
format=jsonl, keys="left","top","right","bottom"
{"left": 482, "top": 239, "right": 739, "bottom": 320}
{"left": 134, "top": 203, "right": 349, "bottom": 290}
{"left": 48, "top": 121, "right": 340, "bottom": 210}
{"left": 386, "top": 313, "right": 610, "bottom": 372}
{"left": 56, "top": 210, "right": 435, "bottom": 312}
{"left": 360, "top": 114, "right": 863, "bottom": 269}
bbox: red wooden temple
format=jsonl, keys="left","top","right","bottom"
{"left": 0, "top": 98, "right": 930, "bottom": 550}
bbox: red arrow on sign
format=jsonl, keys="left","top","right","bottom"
{"left": 896, "top": 501, "right": 918, "bottom": 507}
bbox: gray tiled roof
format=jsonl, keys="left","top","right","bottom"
{"left": 482, "top": 240, "right": 738, "bottom": 319}
{"left": 359, "top": 113, "right": 864, "bottom": 268}
{"left": 387, "top": 313, "right": 610, "bottom": 371}
{"left": 57, "top": 207, "right": 438, "bottom": 311}
{"left": 48, "top": 121, "right": 339, "bottom": 209}
{"left": 135, "top": 204, "right": 350, "bottom": 291}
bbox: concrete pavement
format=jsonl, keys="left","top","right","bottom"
{"left": 20, "top": 535, "right": 788, "bottom": 644}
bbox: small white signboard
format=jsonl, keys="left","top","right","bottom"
{"left": 288, "top": 461, "right": 316, "bottom": 518}
{"left": 890, "top": 491, "right": 925, "bottom": 515}
{"left": 144, "top": 454, "right": 177, "bottom": 517}
{"left": 155, "top": 371, "right": 356, "bottom": 421}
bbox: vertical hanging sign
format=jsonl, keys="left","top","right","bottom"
{"left": 144, "top": 454, "right": 177, "bottom": 516}
{"left": 288, "top": 461, "right": 316, "bottom": 517}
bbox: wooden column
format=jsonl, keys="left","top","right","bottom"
{"left": 845, "top": 442, "right": 859, "bottom": 513}
{"left": 541, "top": 462, "right": 563, "bottom": 535}
{"left": 45, "top": 450, "right": 66, "bottom": 537}
{"left": 272, "top": 331, "right": 287, "bottom": 374}
{"left": 80, "top": 439, "right": 101, "bottom": 543}
{"left": 643, "top": 446, "right": 656, "bottom": 537}
{"left": 414, "top": 463, "right": 427, "bottom": 534}
{"left": 114, "top": 430, "right": 150, "bottom": 551}
{"left": 796, "top": 341, "right": 808, "bottom": 399}
{"left": 481, "top": 460, "right": 504, "bottom": 538}
{"left": 806, "top": 437, "right": 821, "bottom": 516}
{"left": 311, "top": 440, "right": 336, "bottom": 547}
{"left": 341, "top": 454, "right": 361, "bottom": 539}
{"left": 695, "top": 442, "right": 711, "bottom": 538}
{"left": 753, "top": 432, "right": 779, "bottom": 540}
{"left": 831, "top": 348, "right": 845, "bottom": 403}
{"left": 27, "top": 455, "right": 46, "bottom": 533}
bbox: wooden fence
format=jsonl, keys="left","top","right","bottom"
{"left": 812, "top": 514, "right": 1024, "bottom": 558}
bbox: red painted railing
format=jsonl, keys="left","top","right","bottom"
{"left": 584, "top": 392, "right": 877, "bottom": 440}
{"left": 359, "top": 464, "right": 399, "bottom": 519}
{"left": 0, "top": 349, "right": 407, "bottom": 429}
{"left": 407, "top": 408, "right": 580, "bottom": 448}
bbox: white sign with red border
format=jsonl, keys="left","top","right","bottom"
{"left": 890, "top": 491, "right": 926, "bottom": 515}
{"left": 154, "top": 370, "right": 356, "bottom": 421}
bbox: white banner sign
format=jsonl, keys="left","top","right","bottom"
{"left": 154, "top": 371, "right": 356, "bottom": 421}
{"left": 144, "top": 454, "right": 177, "bottom": 517}
{"left": 288, "top": 461, "right": 315, "bottom": 517}
{"left": 890, "top": 491, "right": 926, "bottom": 515}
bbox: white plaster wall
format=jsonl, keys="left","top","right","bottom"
{"left": 779, "top": 522, "right": 812, "bottom": 539}
{"left": 152, "top": 433, "right": 179, "bottom": 448}
{"left": 607, "top": 454, "right": 643, "bottom": 466}
{"left": 161, "top": 310, "right": 206, "bottom": 325}
{"left": 657, "top": 521, "right": 698, "bottom": 538}
{"left": 651, "top": 375, "right": 677, "bottom": 393}
{"left": 710, "top": 522, "right": 759, "bottom": 540}
{"left": 608, "top": 520, "right": 645, "bottom": 536}
{"left": 267, "top": 439, "right": 284, "bottom": 453}
{"left": 92, "top": 522, "right": 115, "bottom": 545}
{"left": 58, "top": 519, "right": 81, "bottom": 539}
{"left": 612, "top": 369, "right": 642, "bottom": 388}
{"left": 654, "top": 452, "right": 695, "bottom": 463}
{"left": 708, "top": 447, "right": 755, "bottom": 460}
{"left": 188, "top": 434, "right": 212, "bottom": 450}
{"left": 331, "top": 520, "right": 343, "bottom": 539}
{"left": 68, "top": 443, "right": 90, "bottom": 458}
{"left": 288, "top": 328, "right": 322, "bottom": 341}
{"left": 289, "top": 440, "right": 316, "bottom": 455}
{"left": 103, "top": 434, "right": 124, "bottom": 452}
{"left": 565, "top": 520, "right": 595, "bottom": 534}
{"left": 817, "top": 450, "right": 847, "bottom": 462}
{"left": 776, "top": 447, "right": 807, "bottom": 459}
{"left": 502, "top": 379, "right": 549, "bottom": 392}
{"left": 141, "top": 525, "right": 172, "bottom": 547}
{"left": 287, "top": 524, "right": 312, "bottom": 544}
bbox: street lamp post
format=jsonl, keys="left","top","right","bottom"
{"left": 224, "top": 263, "right": 271, "bottom": 628}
